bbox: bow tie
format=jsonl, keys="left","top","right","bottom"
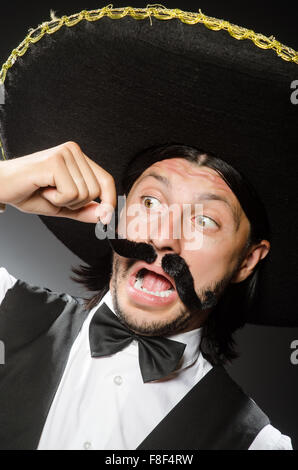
{"left": 89, "top": 302, "right": 186, "bottom": 383}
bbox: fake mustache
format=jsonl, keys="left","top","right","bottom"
{"left": 100, "top": 223, "right": 217, "bottom": 312}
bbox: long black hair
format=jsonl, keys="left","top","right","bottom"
{"left": 70, "top": 143, "right": 271, "bottom": 366}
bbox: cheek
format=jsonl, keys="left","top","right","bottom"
{"left": 183, "top": 242, "right": 236, "bottom": 287}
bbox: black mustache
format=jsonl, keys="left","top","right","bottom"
{"left": 107, "top": 234, "right": 217, "bottom": 312}
{"left": 108, "top": 237, "right": 157, "bottom": 265}
{"left": 97, "top": 221, "right": 157, "bottom": 264}
{"left": 161, "top": 254, "right": 217, "bottom": 311}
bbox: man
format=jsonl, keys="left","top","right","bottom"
{"left": 0, "top": 140, "right": 292, "bottom": 449}
{"left": 0, "top": 5, "right": 297, "bottom": 450}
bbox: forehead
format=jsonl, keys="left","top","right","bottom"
{"left": 141, "top": 158, "right": 232, "bottom": 192}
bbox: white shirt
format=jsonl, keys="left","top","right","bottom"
{"left": 0, "top": 267, "right": 293, "bottom": 450}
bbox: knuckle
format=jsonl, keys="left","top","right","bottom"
{"left": 74, "top": 178, "right": 89, "bottom": 199}
{"left": 79, "top": 189, "right": 89, "bottom": 201}
{"left": 63, "top": 141, "right": 81, "bottom": 155}
{"left": 89, "top": 188, "right": 100, "bottom": 201}
{"left": 104, "top": 172, "right": 115, "bottom": 185}
{"left": 55, "top": 146, "right": 73, "bottom": 164}
{"left": 101, "top": 174, "right": 116, "bottom": 195}
{"left": 50, "top": 151, "right": 64, "bottom": 166}
{"left": 65, "top": 188, "right": 79, "bottom": 201}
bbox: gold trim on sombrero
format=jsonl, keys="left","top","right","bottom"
{"left": 0, "top": 138, "right": 6, "bottom": 161}
{"left": 1, "top": 3, "right": 298, "bottom": 87}
{"left": 1, "top": 3, "right": 298, "bottom": 161}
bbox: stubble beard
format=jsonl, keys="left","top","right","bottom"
{"left": 109, "top": 254, "right": 235, "bottom": 337}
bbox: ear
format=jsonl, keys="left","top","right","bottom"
{"left": 231, "top": 239, "right": 270, "bottom": 284}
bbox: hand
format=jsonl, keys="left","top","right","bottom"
{"left": 0, "top": 141, "right": 116, "bottom": 223}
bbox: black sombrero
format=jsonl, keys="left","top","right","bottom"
{"left": 0, "top": 5, "right": 297, "bottom": 326}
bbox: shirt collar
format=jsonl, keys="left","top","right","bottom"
{"left": 99, "top": 290, "right": 203, "bottom": 373}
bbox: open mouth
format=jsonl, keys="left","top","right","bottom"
{"left": 127, "top": 264, "right": 177, "bottom": 306}
{"left": 134, "top": 268, "right": 175, "bottom": 298}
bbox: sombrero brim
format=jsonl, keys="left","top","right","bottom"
{"left": 0, "top": 6, "right": 297, "bottom": 326}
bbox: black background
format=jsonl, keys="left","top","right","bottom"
{"left": 1, "top": 1, "right": 298, "bottom": 450}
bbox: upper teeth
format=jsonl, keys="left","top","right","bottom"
{"left": 134, "top": 271, "right": 173, "bottom": 298}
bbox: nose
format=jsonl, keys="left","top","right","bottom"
{"left": 148, "top": 207, "right": 181, "bottom": 255}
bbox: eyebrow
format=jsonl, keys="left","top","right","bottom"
{"left": 137, "top": 172, "right": 241, "bottom": 230}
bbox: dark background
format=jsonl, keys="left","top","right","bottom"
{"left": 0, "top": 1, "right": 297, "bottom": 449}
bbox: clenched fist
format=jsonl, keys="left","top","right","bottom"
{"left": 0, "top": 141, "right": 116, "bottom": 224}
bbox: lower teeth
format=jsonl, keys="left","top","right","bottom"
{"left": 134, "top": 277, "right": 173, "bottom": 298}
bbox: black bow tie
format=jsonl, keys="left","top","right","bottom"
{"left": 89, "top": 302, "right": 186, "bottom": 383}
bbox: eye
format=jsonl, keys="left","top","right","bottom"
{"left": 193, "top": 215, "right": 218, "bottom": 229}
{"left": 141, "top": 196, "right": 161, "bottom": 210}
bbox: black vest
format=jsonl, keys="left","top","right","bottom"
{"left": 0, "top": 279, "right": 270, "bottom": 450}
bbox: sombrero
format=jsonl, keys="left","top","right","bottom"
{"left": 0, "top": 5, "right": 297, "bottom": 326}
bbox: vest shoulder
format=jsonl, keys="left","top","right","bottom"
{"left": 0, "top": 276, "right": 84, "bottom": 308}
{"left": 0, "top": 277, "right": 87, "bottom": 352}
